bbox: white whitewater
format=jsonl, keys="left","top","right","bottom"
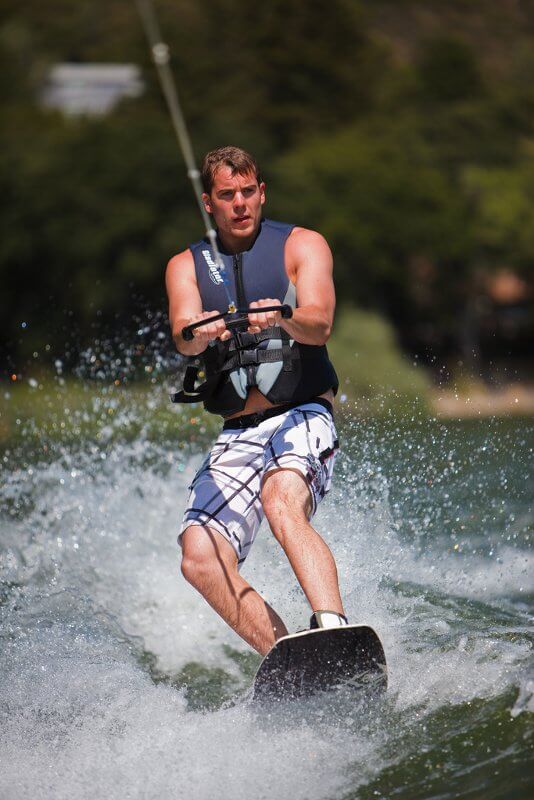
{"left": 1, "top": 420, "right": 532, "bottom": 799}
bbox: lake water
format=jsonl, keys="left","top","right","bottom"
{"left": 1, "top": 390, "right": 532, "bottom": 799}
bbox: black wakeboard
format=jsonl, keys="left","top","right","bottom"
{"left": 252, "top": 624, "right": 387, "bottom": 702}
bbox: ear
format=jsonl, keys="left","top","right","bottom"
{"left": 202, "top": 192, "right": 212, "bottom": 214}
{"left": 259, "top": 182, "right": 266, "bottom": 206}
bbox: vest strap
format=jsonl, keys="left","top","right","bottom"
{"left": 228, "top": 326, "right": 283, "bottom": 348}
{"left": 224, "top": 325, "right": 297, "bottom": 373}
{"left": 280, "top": 327, "right": 293, "bottom": 372}
{"left": 222, "top": 347, "right": 299, "bottom": 370}
{"left": 170, "top": 363, "right": 219, "bottom": 404}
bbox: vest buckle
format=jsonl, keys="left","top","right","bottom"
{"left": 238, "top": 349, "right": 259, "bottom": 366}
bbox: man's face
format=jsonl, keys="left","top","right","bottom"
{"left": 202, "top": 166, "right": 266, "bottom": 249}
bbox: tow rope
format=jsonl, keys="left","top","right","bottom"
{"left": 134, "top": 0, "right": 236, "bottom": 313}
{"left": 134, "top": 0, "right": 295, "bottom": 410}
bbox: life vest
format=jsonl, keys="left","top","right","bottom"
{"left": 171, "top": 219, "right": 338, "bottom": 417}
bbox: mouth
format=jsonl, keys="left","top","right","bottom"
{"left": 233, "top": 215, "right": 251, "bottom": 225}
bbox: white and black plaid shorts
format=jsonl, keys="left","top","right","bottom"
{"left": 179, "top": 400, "right": 339, "bottom": 567}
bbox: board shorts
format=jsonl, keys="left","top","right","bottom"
{"left": 179, "top": 399, "right": 339, "bottom": 568}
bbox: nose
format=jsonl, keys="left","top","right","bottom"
{"left": 233, "top": 191, "right": 246, "bottom": 209}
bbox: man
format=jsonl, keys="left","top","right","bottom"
{"left": 166, "top": 145, "right": 347, "bottom": 656}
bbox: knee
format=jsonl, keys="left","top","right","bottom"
{"left": 262, "top": 474, "right": 309, "bottom": 530}
{"left": 180, "top": 545, "right": 217, "bottom": 590}
{"left": 180, "top": 528, "right": 208, "bottom": 586}
{"left": 179, "top": 525, "right": 236, "bottom": 587}
{"left": 262, "top": 493, "right": 286, "bottom": 530}
{"left": 180, "top": 549, "right": 206, "bottom": 587}
{"left": 262, "top": 486, "right": 305, "bottom": 540}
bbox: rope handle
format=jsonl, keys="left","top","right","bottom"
{"left": 181, "top": 305, "right": 293, "bottom": 341}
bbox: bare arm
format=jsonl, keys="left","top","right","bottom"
{"left": 165, "top": 250, "right": 230, "bottom": 356}
{"left": 247, "top": 228, "right": 335, "bottom": 346}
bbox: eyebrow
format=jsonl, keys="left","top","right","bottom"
{"left": 216, "top": 184, "right": 257, "bottom": 194}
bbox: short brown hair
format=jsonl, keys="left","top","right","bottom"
{"left": 201, "top": 146, "right": 261, "bottom": 194}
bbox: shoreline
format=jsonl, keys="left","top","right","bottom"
{"left": 430, "top": 383, "right": 534, "bottom": 419}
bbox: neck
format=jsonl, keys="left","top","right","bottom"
{"left": 217, "top": 222, "right": 262, "bottom": 254}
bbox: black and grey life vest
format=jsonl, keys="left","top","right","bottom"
{"left": 171, "top": 218, "right": 338, "bottom": 417}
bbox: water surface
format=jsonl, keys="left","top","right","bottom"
{"left": 1, "top": 388, "right": 532, "bottom": 799}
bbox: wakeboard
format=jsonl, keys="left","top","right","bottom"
{"left": 252, "top": 624, "right": 387, "bottom": 702}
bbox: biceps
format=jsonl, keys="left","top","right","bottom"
{"left": 295, "top": 265, "right": 336, "bottom": 319}
{"left": 166, "top": 274, "right": 202, "bottom": 328}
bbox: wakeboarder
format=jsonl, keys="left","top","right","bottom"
{"left": 166, "top": 146, "right": 347, "bottom": 656}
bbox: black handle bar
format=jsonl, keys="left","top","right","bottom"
{"left": 181, "top": 304, "right": 293, "bottom": 341}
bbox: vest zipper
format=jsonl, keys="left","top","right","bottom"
{"left": 233, "top": 253, "right": 247, "bottom": 309}
{"left": 233, "top": 253, "right": 255, "bottom": 385}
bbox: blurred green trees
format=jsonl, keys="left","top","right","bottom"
{"left": 1, "top": 0, "right": 532, "bottom": 370}
{"left": 327, "top": 306, "right": 429, "bottom": 410}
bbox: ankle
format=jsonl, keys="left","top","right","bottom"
{"left": 309, "top": 610, "right": 348, "bottom": 629}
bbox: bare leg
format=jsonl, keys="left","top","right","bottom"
{"left": 261, "top": 469, "right": 345, "bottom": 615}
{"left": 180, "top": 525, "right": 288, "bottom": 656}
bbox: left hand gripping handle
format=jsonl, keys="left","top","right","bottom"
{"left": 181, "top": 305, "right": 293, "bottom": 341}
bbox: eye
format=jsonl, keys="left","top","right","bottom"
{"left": 243, "top": 187, "right": 256, "bottom": 197}
{"left": 219, "top": 191, "right": 233, "bottom": 200}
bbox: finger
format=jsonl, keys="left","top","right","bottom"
{"left": 193, "top": 327, "right": 209, "bottom": 342}
{"left": 205, "top": 324, "right": 222, "bottom": 340}
{"left": 251, "top": 300, "right": 278, "bottom": 328}
{"left": 197, "top": 317, "right": 224, "bottom": 340}
{"left": 213, "top": 320, "right": 227, "bottom": 337}
{"left": 249, "top": 309, "right": 269, "bottom": 329}
{"left": 264, "top": 300, "right": 279, "bottom": 326}
{"left": 189, "top": 313, "right": 212, "bottom": 337}
{"left": 248, "top": 314, "right": 263, "bottom": 329}
{"left": 194, "top": 326, "right": 213, "bottom": 342}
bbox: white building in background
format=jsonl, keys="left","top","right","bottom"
{"left": 41, "top": 63, "right": 144, "bottom": 116}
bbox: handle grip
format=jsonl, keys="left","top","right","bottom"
{"left": 181, "top": 304, "right": 293, "bottom": 341}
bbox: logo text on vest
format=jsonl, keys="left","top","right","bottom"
{"left": 202, "top": 250, "right": 224, "bottom": 285}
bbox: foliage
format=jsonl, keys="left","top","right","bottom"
{"left": 327, "top": 307, "right": 430, "bottom": 412}
{"left": 463, "top": 150, "right": 534, "bottom": 271}
{"left": 270, "top": 117, "right": 472, "bottom": 310}
{"left": 0, "top": 0, "right": 533, "bottom": 369}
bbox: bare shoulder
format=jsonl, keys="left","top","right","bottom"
{"left": 166, "top": 247, "right": 194, "bottom": 275}
{"left": 165, "top": 248, "right": 196, "bottom": 290}
{"left": 288, "top": 226, "right": 331, "bottom": 249}
{"left": 286, "top": 226, "right": 333, "bottom": 277}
